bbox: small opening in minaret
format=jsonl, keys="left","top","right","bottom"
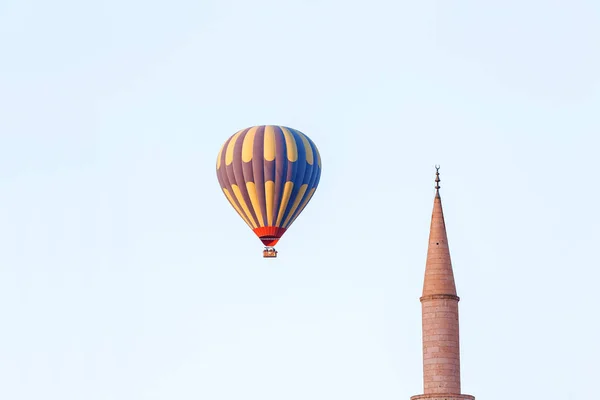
{"left": 436, "top": 242, "right": 439, "bottom": 245}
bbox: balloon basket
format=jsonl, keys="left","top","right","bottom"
{"left": 263, "top": 247, "right": 278, "bottom": 258}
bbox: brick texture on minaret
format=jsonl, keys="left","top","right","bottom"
{"left": 411, "top": 168, "right": 474, "bottom": 400}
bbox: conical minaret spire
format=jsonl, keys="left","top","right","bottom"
{"left": 411, "top": 167, "right": 474, "bottom": 400}
{"left": 423, "top": 165, "right": 457, "bottom": 298}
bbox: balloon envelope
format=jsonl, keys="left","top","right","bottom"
{"left": 216, "top": 125, "right": 322, "bottom": 246}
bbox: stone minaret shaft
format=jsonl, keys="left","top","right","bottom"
{"left": 411, "top": 167, "right": 474, "bottom": 400}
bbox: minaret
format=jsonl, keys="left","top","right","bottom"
{"left": 411, "top": 167, "right": 475, "bottom": 400}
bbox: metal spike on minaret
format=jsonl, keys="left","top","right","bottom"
{"left": 434, "top": 165, "right": 441, "bottom": 195}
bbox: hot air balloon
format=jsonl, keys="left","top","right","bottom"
{"left": 216, "top": 125, "right": 322, "bottom": 258}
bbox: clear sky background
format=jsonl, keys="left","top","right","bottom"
{"left": 1, "top": 1, "right": 598, "bottom": 399}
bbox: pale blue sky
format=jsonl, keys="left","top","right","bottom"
{"left": 1, "top": 1, "right": 599, "bottom": 399}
